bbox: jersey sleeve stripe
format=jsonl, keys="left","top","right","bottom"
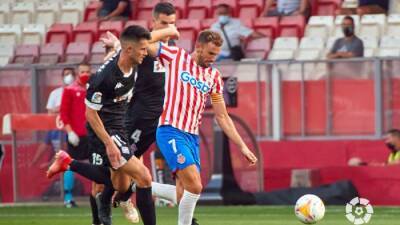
{"left": 168, "top": 48, "right": 182, "bottom": 125}
{"left": 84, "top": 99, "right": 102, "bottom": 111}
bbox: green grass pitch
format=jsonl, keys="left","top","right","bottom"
{"left": 0, "top": 205, "right": 399, "bottom": 225}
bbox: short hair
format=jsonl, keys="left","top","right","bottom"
{"left": 153, "top": 2, "right": 176, "bottom": 18}
{"left": 388, "top": 129, "right": 400, "bottom": 138}
{"left": 62, "top": 67, "right": 75, "bottom": 76}
{"left": 217, "top": 3, "right": 231, "bottom": 10}
{"left": 343, "top": 16, "right": 354, "bottom": 25}
{"left": 79, "top": 62, "right": 91, "bottom": 68}
{"left": 120, "top": 25, "right": 151, "bottom": 44}
{"left": 197, "top": 30, "right": 223, "bottom": 47}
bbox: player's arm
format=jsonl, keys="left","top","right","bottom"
{"left": 211, "top": 94, "right": 258, "bottom": 165}
{"left": 60, "top": 88, "right": 80, "bottom": 146}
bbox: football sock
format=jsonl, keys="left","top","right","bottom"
{"left": 136, "top": 186, "right": 156, "bottom": 225}
{"left": 89, "top": 195, "right": 101, "bottom": 224}
{"left": 101, "top": 184, "right": 114, "bottom": 205}
{"left": 151, "top": 182, "right": 177, "bottom": 204}
{"left": 63, "top": 170, "right": 74, "bottom": 202}
{"left": 117, "top": 182, "right": 135, "bottom": 202}
{"left": 178, "top": 190, "right": 200, "bottom": 225}
{"left": 69, "top": 160, "right": 112, "bottom": 186}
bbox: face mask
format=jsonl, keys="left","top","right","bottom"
{"left": 386, "top": 143, "right": 397, "bottom": 152}
{"left": 78, "top": 72, "right": 90, "bottom": 85}
{"left": 342, "top": 26, "right": 354, "bottom": 37}
{"left": 63, "top": 74, "right": 74, "bottom": 85}
{"left": 218, "top": 15, "right": 230, "bottom": 25}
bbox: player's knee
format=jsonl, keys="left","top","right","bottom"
{"left": 136, "top": 168, "right": 152, "bottom": 188}
{"left": 187, "top": 182, "right": 202, "bottom": 194}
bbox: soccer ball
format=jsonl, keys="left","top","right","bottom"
{"left": 294, "top": 194, "right": 325, "bottom": 224}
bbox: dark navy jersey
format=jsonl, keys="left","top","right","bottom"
{"left": 85, "top": 52, "right": 137, "bottom": 131}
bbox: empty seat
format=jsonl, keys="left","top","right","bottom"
{"left": 39, "top": 42, "right": 64, "bottom": 64}
{"left": 278, "top": 15, "right": 306, "bottom": 38}
{"left": 98, "top": 21, "right": 124, "bottom": 40}
{"left": 22, "top": 24, "right": 46, "bottom": 45}
{"left": 333, "top": 15, "right": 360, "bottom": 37}
{"left": 0, "top": 2, "right": 10, "bottom": 24}
{"left": 295, "top": 49, "right": 321, "bottom": 60}
{"left": 253, "top": 17, "right": 279, "bottom": 39}
{"left": 268, "top": 49, "right": 295, "bottom": 60}
{"left": 187, "top": 0, "right": 212, "bottom": 19}
{"left": 73, "top": 21, "right": 98, "bottom": 45}
{"left": 0, "top": 43, "right": 14, "bottom": 66}
{"left": 175, "top": 39, "right": 194, "bottom": 52}
{"left": 380, "top": 36, "right": 400, "bottom": 49}
{"left": 238, "top": 0, "right": 263, "bottom": 20}
{"left": 245, "top": 37, "right": 271, "bottom": 59}
{"left": 359, "top": 35, "right": 378, "bottom": 49}
{"left": 136, "top": 0, "right": 158, "bottom": 20}
{"left": 83, "top": 0, "right": 100, "bottom": 21}
{"left": 163, "top": 0, "right": 187, "bottom": 19}
{"left": 89, "top": 41, "right": 105, "bottom": 64}
{"left": 377, "top": 49, "right": 400, "bottom": 57}
{"left": 386, "top": 14, "right": 400, "bottom": 36}
{"left": 125, "top": 20, "right": 149, "bottom": 30}
{"left": 363, "top": 48, "right": 375, "bottom": 57}
{"left": 176, "top": 19, "right": 201, "bottom": 43}
{"left": 46, "top": 23, "right": 73, "bottom": 48}
{"left": 10, "top": 2, "right": 35, "bottom": 24}
{"left": 64, "top": 42, "right": 90, "bottom": 63}
{"left": 359, "top": 14, "right": 386, "bottom": 38}
{"left": 305, "top": 16, "right": 334, "bottom": 40}
{"left": 35, "top": 1, "right": 59, "bottom": 27}
{"left": 0, "top": 24, "right": 22, "bottom": 45}
{"left": 59, "top": 1, "right": 85, "bottom": 26}
{"left": 273, "top": 37, "right": 299, "bottom": 50}
{"left": 313, "top": 0, "right": 342, "bottom": 16}
{"left": 299, "top": 37, "right": 325, "bottom": 50}
{"left": 211, "top": 0, "right": 238, "bottom": 17}
{"left": 11, "top": 44, "right": 39, "bottom": 64}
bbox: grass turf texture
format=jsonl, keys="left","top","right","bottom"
{"left": 0, "top": 205, "right": 399, "bottom": 225}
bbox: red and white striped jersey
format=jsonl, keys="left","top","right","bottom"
{"left": 157, "top": 43, "right": 224, "bottom": 134}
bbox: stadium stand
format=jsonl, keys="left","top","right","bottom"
{"left": 305, "top": 16, "right": 335, "bottom": 40}
{"left": 0, "top": 2, "right": 10, "bottom": 24}
{"left": 35, "top": 1, "right": 60, "bottom": 27}
{"left": 45, "top": 23, "right": 73, "bottom": 48}
{"left": 72, "top": 21, "right": 98, "bottom": 45}
{"left": 278, "top": 15, "right": 306, "bottom": 38}
{"left": 238, "top": 0, "right": 264, "bottom": 20}
{"left": 0, "top": 24, "right": 22, "bottom": 45}
{"left": 89, "top": 41, "right": 105, "bottom": 64}
{"left": 10, "top": 1, "right": 35, "bottom": 25}
{"left": 187, "top": 0, "right": 212, "bottom": 19}
{"left": 98, "top": 20, "right": 124, "bottom": 40}
{"left": 11, "top": 44, "right": 40, "bottom": 64}
{"left": 268, "top": 37, "right": 299, "bottom": 60}
{"left": 38, "top": 42, "right": 64, "bottom": 64}
{"left": 0, "top": 43, "right": 14, "bottom": 66}
{"left": 124, "top": 20, "right": 149, "bottom": 30}
{"left": 176, "top": 19, "right": 201, "bottom": 43}
{"left": 253, "top": 17, "right": 279, "bottom": 39}
{"left": 359, "top": 14, "right": 386, "bottom": 38}
{"left": 136, "top": 0, "right": 159, "bottom": 20}
{"left": 22, "top": 24, "right": 46, "bottom": 45}
{"left": 245, "top": 37, "right": 271, "bottom": 59}
{"left": 64, "top": 41, "right": 90, "bottom": 63}
{"left": 211, "top": 0, "right": 238, "bottom": 17}
{"left": 59, "top": 1, "right": 85, "bottom": 26}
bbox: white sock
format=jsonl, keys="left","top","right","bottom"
{"left": 178, "top": 190, "right": 200, "bottom": 225}
{"left": 151, "top": 182, "right": 177, "bottom": 204}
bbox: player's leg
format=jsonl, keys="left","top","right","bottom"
{"left": 90, "top": 182, "right": 103, "bottom": 225}
{"left": 63, "top": 169, "right": 76, "bottom": 207}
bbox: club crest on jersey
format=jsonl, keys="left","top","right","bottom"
{"left": 91, "top": 92, "right": 102, "bottom": 104}
{"left": 180, "top": 71, "right": 211, "bottom": 94}
{"left": 177, "top": 154, "right": 186, "bottom": 164}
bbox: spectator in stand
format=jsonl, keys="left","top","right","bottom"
{"left": 211, "top": 4, "right": 264, "bottom": 61}
{"left": 327, "top": 16, "right": 364, "bottom": 59}
{"left": 262, "top": 0, "right": 310, "bottom": 17}
{"left": 96, "top": 0, "right": 131, "bottom": 21}
{"left": 337, "top": 0, "right": 389, "bottom": 16}
{"left": 349, "top": 129, "right": 400, "bottom": 166}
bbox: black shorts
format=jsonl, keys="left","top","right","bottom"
{"left": 88, "top": 129, "right": 134, "bottom": 168}
{"left": 125, "top": 116, "right": 158, "bottom": 158}
{"left": 67, "top": 136, "right": 90, "bottom": 160}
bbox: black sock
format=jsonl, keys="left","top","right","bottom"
{"left": 101, "top": 184, "right": 115, "bottom": 205}
{"left": 119, "top": 182, "right": 135, "bottom": 202}
{"left": 69, "top": 160, "right": 113, "bottom": 186}
{"left": 136, "top": 187, "right": 156, "bottom": 225}
{"left": 90, "top": 195, "right": 101, "bottom": 224}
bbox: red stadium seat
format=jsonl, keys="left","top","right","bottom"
{"left": 89, "top": 41, "right": 106, "bottom": 64}
{"left": 245, "top": 37, "right": 271, "bottom": 59}
{"left": 45, "top": 23, "right": 73, "bottom": 48}
{"left": 98, "top": 21, "right": 124, "bottom": 40}
{"left": 278, "top": 15, "right": 305, "bottom": 38}
{"left": 175, "top": 39, "right": 194, "bottom": 52}
{"left": 187, "top": 0, "right": 212, "bottom": 19}
{"left": 163, "top": 0, "right": 187, "bottom": 19}
{"left": 125, "top": 20, "right": 149, "bottom": 30}
{"left": 211, "top": 0, "right": 238, "bottom": 18}
{"left": 238, "top": 0, "right": 264, "bottom": 20}
{"left": 64, "top": 42, "right": 90, "bottom": 64}
{"left": 136, "top": 0, "right": 159, "bottom": 20}
{"left": 84, "top": 1, "right": 101, "bottom": 21}
{"left": 72, "top": 21, "right": 99, "bottom": 45}
{"left": 200, "top": 18, "right": 217, "bottom": 29}
{"left": 11, "top": 44, "right": 40, "bottom": 64}
{"left": 253, "top": 17, "right": 279, "bottom": 39}
{"left": 176, "top": 19, "right": 201, "bottom": 42}
{"left": 39, "top": 43, "right": 64, "bottom": 64}
{"left": 313, "top": 0, "right": 342, "bottom": 16}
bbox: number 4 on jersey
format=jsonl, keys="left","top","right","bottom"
{"left": 131, "top": 129, "right": 142, "bottom": 143}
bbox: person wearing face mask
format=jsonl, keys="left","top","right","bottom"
{"left": 327, "top": 16, "right": 364, "bottom": 59}
{"left": 211, "top": 4, "right": 264, "bottom": 61}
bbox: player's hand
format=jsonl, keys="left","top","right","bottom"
{"left": 67, "top": 131, "right": 80, "bottom": 147}
{"left": 240, "top": 146, "right": 257, "bottom": 165}
{"left": 100, "top": 31, "right": 121, "bottom": 50}
{"left": 106, "top": 140, "right": 122, "bottom": 169}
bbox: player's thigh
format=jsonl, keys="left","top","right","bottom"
{"left": 119, "top": 156, "right": 152, "bottom": 187}
{"left": 176, "top": 165, "right": 202, "bottom": 194}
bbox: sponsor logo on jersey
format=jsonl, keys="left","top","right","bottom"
{"left": 113, "top": 88, "right": 133, "bottom": 103}
{"left": 180, "top": 71, "right": 211, "bottom": 94}
{"left": 91, "top": 92, "right": 102, "bottom": 104}
{"left": 153, "top": 61, "right": 166, "bottom": 73}
{"left": 114, "top": 82, "right": 124, "bottom": 89}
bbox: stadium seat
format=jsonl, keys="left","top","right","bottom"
{"left": 136, "top": 0, "right": 158, "bottom": 20}
{"left": 363, "top": 48, "right": 375, "bottom": 57}
{"left": 59, "top": 1, "right": 85, "bottom": 26}
{"left": 64, "top": 42, "right": 90, "bottom": 63}
{"left": 73, "top": 21, "right": 98, "bottom": 45}
{"left": 333, "top": 14, "right": 360, "bottom": 37}
{"left": 83, "top": 0, "right": 100, "bottom": 21}
{"left": 211, "top": 0, "right": 238, "bottom": 18}
{"left": 89, "top": 41, "right": 105, "bottom": 64}
{"left": 245, "top": 37, "right": 271, "bottom": 59}
{"left": 295, "top": 49, "right": 321, "bottom": 60}
{"left": 238, "top": 0, "right": 264, "bottom": 20}
{"left": 380, "top": 36, "right": 400, "bottom": 49}
{"left": 359, "top": 35, "right": 378, "bottom": 49}
{"left": 359, "top": 14, "right": 386, "bottom": 38}
{"left": 125, "top": 20, "right": 149, "bottom": 30}
{"left": 313, "top": 0, "right": 342, "bottom": 16}
{"left": 22, "top": 24, "right": 46, "bottom": 45}
{"left": 268, "top": 49, "right": 295, "bottom": 60}
{"left": 0, "top": 43, "right": 14, "bottom": 66}
{"left": 35, "top": 1, "right": 59, "bottom": 27}
{"left": 39, "top": 43, "right": 64, "bottom": 64}
{"left": 98, "top": 21, "right": 124, "bottom": 40}
{"left": 273, "top": 37, "right": 299, "bottom": 50}
{"left": 46, "top": 23, "right": 73, "bottom": 48}
{"left": 386, "top": 14, "right": 400, "bottom": 36}
{"left": 200, "top": 18, "right": 216, "bottom": 29}
{"left": 278, "top": 15, "right": 306, "bottom": 38}
{"left": 163, "top": 0, "right": 187, "bottom": 19}
{"left": 376, "top": 48, "right": 400, "bottom": 57}
{"left": 253, "top": 17, "right": 279, "bottom": 39}
{"left": 11, "top": 44, "right": 39, "bottom": 64}
{"left": 0, "top": 24, "right": 22, "bottom": 45}
{"left": 299, "top": 37, "right": 325, "bottom": 50}
{"left": 305, "top": 16, "right": 334, "bottom": 40}
{"left": 175, "top": 39, "right": 194, "bottom": 52}
{"left": 10, "top": 2, "right": 35, "bottom": 24}
{"left": 176, "top": 19, "right": 200, "bottom": 43}
{"left": 0, "top": 2, "right": 10, "bottom": 24}
{"left": 187, "top": 0, "right": 212, "bottom": 19}
{"left": 325, "top": 36, "right": 337, "bottom": 51}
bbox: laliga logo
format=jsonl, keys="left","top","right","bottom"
{"left": 180, "top": 71, "right": 211, "bottom": 94}
{"left": 345, "top": 197, "right": 373, "bottom": 225}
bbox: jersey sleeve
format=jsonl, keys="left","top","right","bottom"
{"left": 157, "top": 42, "right": 179, "bottom": 67}
{"left": 60, "top": 87, "right": 72, "bottom": 125}
{"left": 211, "top": 69, "right": 224, "bottom": 95}
{"left": 85, "top": 72, "right": 106, "bottom": 111}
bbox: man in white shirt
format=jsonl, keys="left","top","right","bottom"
{"left": 211, "top": 4, "right": 264, "bottom": 61}
{"left": 46, "top": 68, "right": 75, "bottom": 114}
{"left": 262, "top": 0, "right": 309, "bottom": 17}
